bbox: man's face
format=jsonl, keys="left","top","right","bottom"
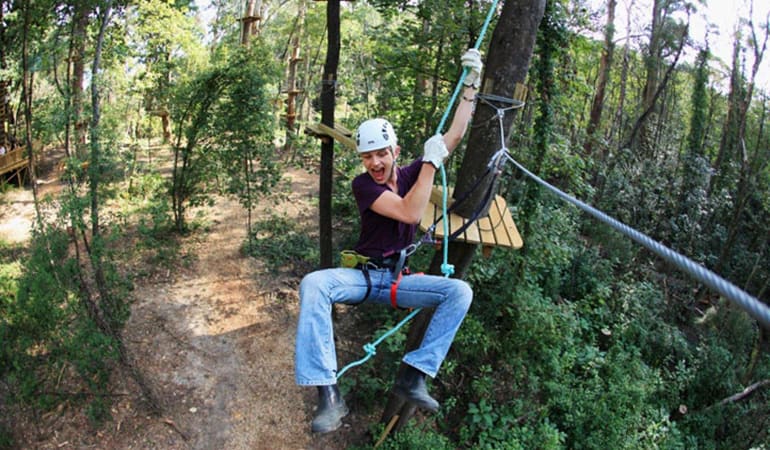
{"left": 360, "top": 147, "right": 398, "bottom": 185}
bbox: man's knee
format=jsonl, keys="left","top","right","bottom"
{"left": 450, "top": 279, "right": 473, "bottom": 310}
{"left": 299, "top": 270, "right": 327, "bottom": 301}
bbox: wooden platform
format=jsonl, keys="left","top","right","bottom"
{"left": 0, "top": 147, "right": 29, "bottom": 186}
{"left": 305, "top": 122, "right": 356, "bottom": 151}
{"left": 420, "top": 186, "right": 523, "bottom": 250}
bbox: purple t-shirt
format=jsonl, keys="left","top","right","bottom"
{"left": 352, "top": 157, "right": 424, "bottom": 258}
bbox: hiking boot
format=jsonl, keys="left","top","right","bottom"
{"left": 392, "top": 365, "right": 440, "bottom": 412}
{"left": 311, "top": 384, "right": 349, "bottom": 433}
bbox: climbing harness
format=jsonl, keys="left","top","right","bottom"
{"left": 339, "top": 248, "right": 422, "bottom": 308}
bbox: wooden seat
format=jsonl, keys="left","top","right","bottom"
{"left": 420, "top": 186, "right": 523, "bottom": 251}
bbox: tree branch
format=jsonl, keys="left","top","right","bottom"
{"left": 706, "top": 379, "right": 770, "bottom": 411}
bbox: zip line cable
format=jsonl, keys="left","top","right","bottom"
{"left": 503, "top": 152, "right": 770, "bottom": 329}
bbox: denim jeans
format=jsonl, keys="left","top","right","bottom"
{"left": 295, "top": 267, "right": 473, "bottom": 386}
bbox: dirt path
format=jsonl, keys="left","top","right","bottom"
{"left": 2, "top": 167, "right": 375, "bottom": 449}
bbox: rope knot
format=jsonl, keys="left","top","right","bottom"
{"left": 441, "top": 263, "right": 455, "bottom": 276}
{"left": 363, "top": 343, "right": 377, "bottom": 356}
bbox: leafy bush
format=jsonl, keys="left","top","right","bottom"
{"left": 245, "top": 214, "right": 318, "bottom": 274}
{"left": 1, "top": 227, "right": 126, "bottom": 424}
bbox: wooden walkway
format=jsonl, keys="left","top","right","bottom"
{"left": 0, "top": 147, "right": 29, "bottom": 186}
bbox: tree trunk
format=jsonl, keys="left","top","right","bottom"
{"left": 20, "top": 0, "right": 41, "bottom": 223}
{"left": 709, "top": 36, "right": 742, "bottom": 197}
{"left": 712, "top": 19, "right": 767, "bottom": 272}
{"left": 89, "top": 2, "right": 161, "bottom": 413}
{"left": 634, "top": 0, "right": 664, "bottom": 155}
{"left": 241, "top": 0, "right": 259, "bottom": 45}
{"left": 380, "top": 0, "right": 546, "bottom": 434}
{"left": 625, "top": 17, "right": 688, "bottom": 152}
{"left": 584, "top": 0, "right": 616, "bottom": 156}
{"left": 609, "top": 1, "right": 633, "bottom": 152}
{"left": 71, "top": 1, "right": 89, "bottom": 158}
{"left": 284, "top": 0, "right": 306, "bottom": 153}
{"left": 0, "top": 1, "right": 10, "bottom": 148}
{"left": 319, "top": 0, "right": 340, "bottom": 269}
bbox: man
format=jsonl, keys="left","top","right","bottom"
{"left": 295, "top": 48, "right": 483, "bottom": 434}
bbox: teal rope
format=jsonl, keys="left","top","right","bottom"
{"left": 337, "top": 0, "right": 499, "bottom": 379}
{"left": 437, "top": 0, "right": 499, "bottom": 278}
{"left": 336, "top": 307, "right": 422, "bottom": 378}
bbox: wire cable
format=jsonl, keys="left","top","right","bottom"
{"left": 503, "top": 152, "right": 770, "bottom": 329}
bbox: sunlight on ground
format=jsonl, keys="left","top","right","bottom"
{"left": 0, "top": 216, "right": 31, "bottom": 243}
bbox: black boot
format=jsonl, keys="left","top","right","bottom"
{"left": 392, "top": 365, "right": 440, "bottom": 412}
{"left": 311, "top": 384, "right": 349, "bottom": 433}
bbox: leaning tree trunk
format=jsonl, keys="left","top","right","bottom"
{"left": 71, "top": 1, "right": 89, "bottom": 158}
{"left": 88, "top": 2, "right": 161, "bottom": 413}
{"left": 380, "top": 0, "right": 546, "bottom": 434}
{"left": 0, "top": 0, "right": 11, "bottom": 148}
{"left": 20, "top": 0, "right": 42, "bottom": 223}
{"left": 584, "top": 0, "right": 616, "bottom": 156}
{"left": 283, "top": 0, "right": 306, "bottom": 154}
{"left": 319, "top": 0, "right": 340, "bottom": 269}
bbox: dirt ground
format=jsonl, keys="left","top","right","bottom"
{"left": 0, "top": 153, "right": 383, "bottom": 449}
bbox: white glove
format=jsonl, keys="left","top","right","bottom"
{"left": 423, "top": 134, "right": 449, "bottom": 169}
{"left": 461, "top": 48, "right": 483, "bottom": 89}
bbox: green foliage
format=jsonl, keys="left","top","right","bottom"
{"left": 244, "top": 213, "right": 318, "bottom": 275}
{"left": 357, "top": 421, "right": 455, "bottom": 450}
{"left": 0, "top": 422, "right": 14, "bottom": 450}
{"left": 460, "top": 399, "right": 565, "bottom": 449}
{"left": 169, "top": 44, "right": 281, "bottom": 232}
{"left": 1, "top": 226, "right": 123, "bottom": 420}
{"left": 2, "top": 0, "right": 769, "bottom": 448}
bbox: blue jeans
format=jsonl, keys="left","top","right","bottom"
{"left": 295, "top": 267, "right": 473, "bottom": 386}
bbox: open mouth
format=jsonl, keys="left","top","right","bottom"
{"left": 371, "top": 167, "right": 386, "bottom": 182}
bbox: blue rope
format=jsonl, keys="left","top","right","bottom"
{"left": 336, "top": 308, "right": 423, "bottom": 378}
{"left": 437, "top": 0, "right": 500, "bottom": 277}
{"left": 336, "top": 0, "right": 500, "bottom": 379}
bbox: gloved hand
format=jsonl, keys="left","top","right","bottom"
{"left": 423, "top": 134, "right": 449, "bottom": 169}
{"left": 461, "top": 48, "right": 483, "bottom": 89}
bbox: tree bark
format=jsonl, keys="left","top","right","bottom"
{"left": 584, "top": 0, "right": 616, "bottom": 156}
{"left": 284, "top": 0, "right": 305, "bottom": 153}
{"left": 0, "top": 1, "right": 10, "bottom": 148}
{"left": 71, "top": 1, "right": 89, "bottom": 158}
{"left": 319, "top": 1, "right": 340, "bottom": 269}
{"left": 20, "top": 0, "right": 41, "bottom": 222}
{"left": 240, "top": 0, "right": 260, "bottom": 45}
{"left": 380, "top": 0, "right": 546, "bottom": 434}
{"left": 709, "top": 36, "right": 742, "bottom": 197}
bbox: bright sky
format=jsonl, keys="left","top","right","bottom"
{"left": 597, "top": 0, "right": 769, "bottom": 90}
{"left": 193, "top": 0, "right": 768, "bottom": 91}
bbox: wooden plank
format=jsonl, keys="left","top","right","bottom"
{"left": 430, "top": 186, "right": 454, "bottom": 207}
{"left": 420, "top": 202, "right": 438, "bottom": 232}
{"left": 463, "top": 217, "right": 481, "bottom": 244}
{"left": 487, "top": 198, "right": 512, "bottom": 247}
{"left": 0, "top": 149, "right": 28, "bottom": 177}
{"left": 500, "top": 198, "right": 524, "bottom": 248}
{"left": 448, "top": 212, "right": 466, "bottom": 242}
{"left": 305, "top": 122, "right": 357, "bottom": 151}
{"left": 476, "top": 216, "right": 497, "bottom": 246}
{"left": 432, "top": 215, "right": 447, "bottom": 238}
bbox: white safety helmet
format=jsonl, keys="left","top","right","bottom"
{"left": 356, "top": 118, "right": 397, "bottom": 153}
